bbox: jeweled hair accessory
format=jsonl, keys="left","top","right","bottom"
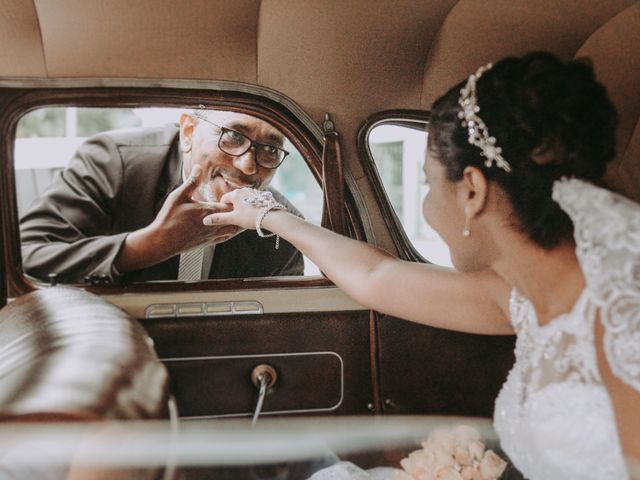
{"left": 458, "top": 64, "right": 512, "bottom": 173}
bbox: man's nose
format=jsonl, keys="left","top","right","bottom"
{"left": 233, "top": 147, "right": 258, "bottom": 175}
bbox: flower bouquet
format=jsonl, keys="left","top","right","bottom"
{"left": 393, "top": 425, "right": 507, "bottom": 480}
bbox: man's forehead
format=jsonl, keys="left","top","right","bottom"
{"left": 205, "top": 110, "right": 283, "bottom": 141}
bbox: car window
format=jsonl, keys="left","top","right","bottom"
{"left": 15, "top": 107, "right": 323, "bottom": 283}
{"left": 367, "top": 122, "right": 452, "bottom": 267}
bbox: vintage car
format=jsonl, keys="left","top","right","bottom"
{"left": 0, "top": 1, "right": 638, "bottom": 479}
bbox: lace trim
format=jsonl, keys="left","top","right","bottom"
{"left": 500, "top": 286, "right": 628, "bottom": 480}
{"left": 553, "top": 178, "right": 640, "bottom": 392}
{"left": 509, "top": 288, "right": 601, "bottom": 389}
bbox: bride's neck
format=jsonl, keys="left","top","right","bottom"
{"left": 492, "top": 236, "right": 585, "bottom": 325}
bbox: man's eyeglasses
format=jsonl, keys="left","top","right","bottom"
{"left": 194, "top": 110, "right": 289, "bottom": 169}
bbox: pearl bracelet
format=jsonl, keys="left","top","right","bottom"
{"left": 242, "top": 189, "right": 286, "bottom": 249}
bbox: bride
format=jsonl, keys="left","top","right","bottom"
{"left": 201, "top": 52, "right": 640, "bottom": 479}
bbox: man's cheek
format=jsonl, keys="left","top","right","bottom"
{"left": 258, "top": 171, "right": 276, "bottom": 188}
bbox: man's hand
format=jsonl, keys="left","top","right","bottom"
{"left": 202, "top": 187, "right": 265, "bottom": 230}
{"left": 114, "top": 165, "right": 244, "bottom": 273}
{"left": 152, "top": 165, "right": 243, "bottom": 249}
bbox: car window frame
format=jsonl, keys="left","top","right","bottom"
{"left": 357, "top": 109, "right": 432, "bottom": 264}
{"left": 0, "top": 80, "right": 362, "bottom": 298}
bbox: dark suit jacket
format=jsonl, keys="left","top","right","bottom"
{"left": 20, "top": 124, "right": 304, "bottom": 284}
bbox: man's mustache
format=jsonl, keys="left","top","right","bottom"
{"left": 210, "top": 168, "right": 258, "bottom": 188}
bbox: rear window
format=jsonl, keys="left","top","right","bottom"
{"left": 367, "top": 120, "right": 452, "bottom": 267}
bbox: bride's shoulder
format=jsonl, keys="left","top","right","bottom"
{"left": 553, "top": 178, "right": 640, "bottom": 392}
{"left": 552, "top": 178, "right": 640, "bottom": 267}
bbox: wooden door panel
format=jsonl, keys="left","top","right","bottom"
{"left": 376, "top": 313, "right": 515, "bottom": 417}
{"left": 163, "top": 352, "right": 343, "bottom": 417}
{"left": 143, "top": 310, "right": 373, "bottom": 418}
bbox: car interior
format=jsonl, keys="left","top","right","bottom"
{"left": 0, "top": 1, "right": 638, "bottom": 479}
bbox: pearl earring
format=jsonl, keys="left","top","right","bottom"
{"left": 462, "top": 207, "right": 471, "bottom": 237}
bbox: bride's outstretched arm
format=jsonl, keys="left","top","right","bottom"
{"left": 205, "top": 189, "right": 513, "bottom": 335}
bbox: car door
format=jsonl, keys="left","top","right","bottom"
{"left": 0, "top": 83, "right": 376, "bottom": 421}
{"left": 359, "top": 111, "right": 516, "bottom": 417}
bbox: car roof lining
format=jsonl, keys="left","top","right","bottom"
{"left": 0, "top": 0, "right": 637, "bottom": 207}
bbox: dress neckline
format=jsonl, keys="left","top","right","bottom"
{"left": 511, "top": 286, "right": 590, "bottom": 333}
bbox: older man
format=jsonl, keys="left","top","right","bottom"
{"left": 20, "top": 109, "right": 304, "bottom": 284}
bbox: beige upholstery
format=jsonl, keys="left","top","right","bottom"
{"left": 34, "top": 0, "right": 260, "bottom": 81}
{"left": 577, "top": 3, "right": 640, "bottom": 201}
{"left": 419, "top": 0, "right": 639, "bottom": 202}
{"left": 420, "top": 0, "right": 635, "bottom": 107}
{"left": 0, "top": 0, "right": 45, "bottom": 76}
{"left": 0, "top": 0, "right": 637, "bottom": 244}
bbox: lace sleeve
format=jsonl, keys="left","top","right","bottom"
{"left": 553, "top": 178, "right": 640, "bottom": 392}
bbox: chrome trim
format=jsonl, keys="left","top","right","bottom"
{"left": 106, "top": 286, "right": 366, "bottom": 318}
{"left": 162, "top": 351, "right": 344, "bottom": 418}
{"left": 146, "top": 300, "right": 264, "bottom": 318}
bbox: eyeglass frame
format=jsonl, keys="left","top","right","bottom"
{"left": 192, "top": 110, "right": 290, "bottom": 169}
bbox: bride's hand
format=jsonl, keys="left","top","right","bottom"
{"left": 202, "top": 187, "right": 263, "bottom": 230}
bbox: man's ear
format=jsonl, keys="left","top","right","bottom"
{"left": 458, "top": 166, "right": 489, "bottom": 218}
{"left": 179, "top": 113, "right": 195, "bottom": 153}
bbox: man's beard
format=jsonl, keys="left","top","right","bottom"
{"left": 197, "top": 181, "right": 217, "bottom": 203}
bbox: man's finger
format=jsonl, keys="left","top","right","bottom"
{"left": 180, "top": 165, "right": 203, "bottom": 198}
{"left": 199, "top": 201, "right": 233, "bottom": 213}
{"left": 220, "top": 188, "right": 248, "bottom": 204}
{"left": 203, "top": 212, "right": 230, "bottom": 226}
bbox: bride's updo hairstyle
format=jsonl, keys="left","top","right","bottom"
{"left": 428, "top": 51, "right": 618, "bottom": 248}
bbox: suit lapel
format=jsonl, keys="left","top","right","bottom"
{"left": 154, "top": 139, "right": 184, "bottom": 215}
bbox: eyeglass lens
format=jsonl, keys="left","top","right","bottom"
{"left": 219, "top": 129, "right": 285, "bottom": 168}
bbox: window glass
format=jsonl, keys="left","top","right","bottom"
{"left": 368, "top": 123, "right": 452, "bottom": 267}
{"left": 16, "top": 107, "right": 322, "bottom": 281}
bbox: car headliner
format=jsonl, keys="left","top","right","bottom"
{"left": 0, "top": 0, "right": 638, "bottom": 208}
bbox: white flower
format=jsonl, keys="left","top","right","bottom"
{"left": 435, "top": 466, "right": 464, "bottom": 480}
{"left": 468, "top": 441, "right": 485, "bottom": 462}
{"left": 453, "top": 445, "right": 472, "bottom": 466}
{"left": 399, "top": 425, "right": 507, "bottom": 480}
{"left": 460, "top": 465, "right": 483, "bottom": 480}
{"left": 479, "top": 450, "right": 507, "bottom": 479}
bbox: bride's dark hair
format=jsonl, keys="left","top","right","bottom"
{"left": 428, "top": 51, "right": 618, "bottom": 248}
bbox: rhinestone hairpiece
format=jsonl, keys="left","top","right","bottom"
{"left": 457, "top": 64, "right": 512, "bottom": 173}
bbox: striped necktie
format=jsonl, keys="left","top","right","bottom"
{"left": 177, "top": 247, "right": 205, "bottom": 281}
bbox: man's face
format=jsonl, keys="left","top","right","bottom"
{"left": 179, "top": 111, "right": 285, "bottom": 202}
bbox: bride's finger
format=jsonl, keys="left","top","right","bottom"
{"left": 203, "top": 211, "right": 233, "bottom": 226}
{"left": 219, "top": 191, "right": 233, "bottom": 204}
{"left": 220, "top": 189, "right": 245, "bottom": 204}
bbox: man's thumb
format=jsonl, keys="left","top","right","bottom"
{"left": 182, "top": 165, "right": 203, "bottom": 194}
{"left": 189, "top": 164, "right": 202, "bottom": 181}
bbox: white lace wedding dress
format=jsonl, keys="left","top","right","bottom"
{"left": 493, "top": 178, "right": 640, "bottom": 480}
{"left": 310, "top": 179, "right": 640, "bottom": 480}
